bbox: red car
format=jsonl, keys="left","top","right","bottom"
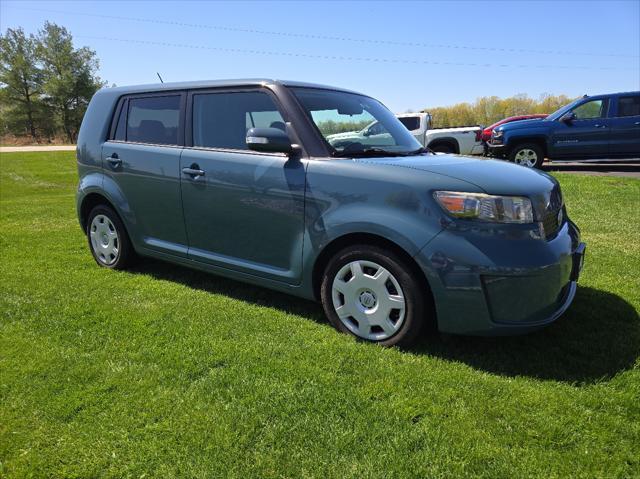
{"left": 481, "top": 114, "right": 548, "bottom": 142}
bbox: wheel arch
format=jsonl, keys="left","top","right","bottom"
{"left": 79, "top": 192, "right": 118, "bottom": 232}
{"left": 506, "top": 136, "right": 549, "bottom": 158}
{"left": 311, "top": 232, "right": 435, "bottom": 311}
{"left": 427, "top": 137, "right": 460, "bottom": 154}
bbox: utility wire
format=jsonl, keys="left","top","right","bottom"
{"left": 9, "top": 5, "right": 640, "bottom": 59}
{"left": 76, "top": 35, "right": 635, "bottom": 71}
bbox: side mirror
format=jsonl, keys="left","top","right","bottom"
{"left": 560, "top": 112, "right": 576, "bottom": 123}
{"left": 246, "top": 127, "right": 293, "bottom": 154}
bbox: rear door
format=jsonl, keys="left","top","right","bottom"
{"left": 102, "top": 92, "right": 189, "bottom": 256}
{"left": 609, "top": 94, "right": 640, "bottom": 156}
{"left": 549, "top": 98, "right": 610, "bottom": 158}
{"left": 180, "top": 89, "right": 306, "bottom": 284}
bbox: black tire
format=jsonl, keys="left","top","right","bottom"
{"left": 508, "top": 143, "right": 544, "bottom": 168}
{"left": 86, "top": 204, "right": 134, "bottom": 270}
{"left": 430, "top": 143, "right": 455, "bottom": 154}
{"left": 320, "top": 244, "right": 429, "bottom": 347}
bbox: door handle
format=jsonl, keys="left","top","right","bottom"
{"left": 634, "top": 121, "right": 640, "bottom": 125}
{"left": 594, "top": 124, "right": 607, "bottom": 129}
{"left": 182, "top": 165, "right": 205, "bottom": 177}
{"left": 105, "top": 155, "right": 122, "bottom": 168}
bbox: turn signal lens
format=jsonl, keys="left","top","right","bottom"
{"left": 434, "top": 191, "right": 534, "bottom": 224}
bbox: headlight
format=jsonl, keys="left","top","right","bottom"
{"left": 434, "top": 191, "right": 534, "bottom": 223}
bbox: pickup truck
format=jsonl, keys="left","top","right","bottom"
{"left": 488, "top": 91, "right": 640, "bottom": 168}
{"left": 396, "top": 113, "right": 484, "bottom": 155}
{"left": 325, "top": 112, "right": 484, "bottom": 156}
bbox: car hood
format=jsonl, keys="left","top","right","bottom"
{"left": 496, "top": 118, "right": 551, "bottom": 132}
{"left": 354, "top": 154, "right": 558, "bottom": 197}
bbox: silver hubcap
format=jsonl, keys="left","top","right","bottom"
{"left": 90, "top": 214, "right": 119, "bottom": 265}
{"left": 331, "top": 260, "right": 406, "bottom": 341}
{"left": 514, "top": 148, "right": 538, "bottom": 167}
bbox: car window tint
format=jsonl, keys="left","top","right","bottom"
{"left": 398, "top": 116, "right": 420, "bottom": 131}
{"left": 572, "top": 99, "right": 604, "bottom": 120}
{"left": 127, "top": 96, "right": 180, "bottom": 145}
{"left": 617, "top": 96, "right": 640, "bottom": 117}
{"left": 113, "top": 101, "right": 126, "bottom": 141}
{"left": 193, "top": 91, "right": 284, "bottom": 150}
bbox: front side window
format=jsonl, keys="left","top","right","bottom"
{"left": 572, "top": 99, "right": 605, "bottom": 120}
{"left": 193, "top": 91, "right": 284, "bottom": 150}
{"left": 126, "top": 96, "right": 180, "bottom": 145}
{"left": 291, "top": 88, "right": 422, "bottom": 157}
{"left": 617, "top": 96, "right": 640, "bottom": 117}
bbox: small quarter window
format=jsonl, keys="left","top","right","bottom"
{"left": 113, "top": 101, "right": 126, "bottom": 141}
{"left": 127, "top": 96, "right": 180, "bottom": 145}
{"left": 617, "top": 96, "right": 640, "bottom": 117}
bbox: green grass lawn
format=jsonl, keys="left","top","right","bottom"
{"left": 1, "top": 151, "right": 639, "bottom": 478}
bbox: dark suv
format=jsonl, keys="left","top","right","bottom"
{"left": 488, "top": 91, "right": 640, "bottom": 168}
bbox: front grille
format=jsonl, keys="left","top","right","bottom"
{"left": 541, "top": 186, "right": 564, "bottom": 240}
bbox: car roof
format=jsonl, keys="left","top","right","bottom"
{"left": 582, "top": 91, "right": 640, "bottom": 100}
{"left": 100, "top": 78, "right": 366, "bottom": 96}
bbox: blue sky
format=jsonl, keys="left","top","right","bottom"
{"left": 2, "top": 0, "right": 639, "bottom": 112}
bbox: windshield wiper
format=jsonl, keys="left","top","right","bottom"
{"left": 408, "top": 146, "right": 431, "bottom": 155}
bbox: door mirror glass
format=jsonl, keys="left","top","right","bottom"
{"left": 246, "top": 127, "right": 293, "bottom": 154}
{"left": 560, "top": 111, "right": 576, "bottom": 123}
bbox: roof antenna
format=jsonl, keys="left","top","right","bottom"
{"left": 157, "top": 72, "right": 164, "bottom": 83}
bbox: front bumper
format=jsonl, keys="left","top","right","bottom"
{"left": 487, "top": 142, "right": 506, "bottom": 157}
{"left": 415, "top": 219, "right": 585, "bottom": 335}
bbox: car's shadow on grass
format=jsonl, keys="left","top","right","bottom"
{"left": 413, "top": 286, "right": 640, "bottom": 384}
{"left": 129, "top": 259, "right": 326, "bottom": 322}
{"left": 131, "top": 260, "right": 638, "bottom": 385}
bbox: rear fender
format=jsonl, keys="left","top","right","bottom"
{"left": 77, "top": 172, "right": 139, "bottom": 245}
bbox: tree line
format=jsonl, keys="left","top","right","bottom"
{"left": 423, "top": 93, "right": 576, "bottom": 128}
{"left": 0, "top": 22, "right": 104, "bottom": 143}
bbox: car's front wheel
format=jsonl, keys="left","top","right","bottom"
{"left": 320, "top": 245, "right": 428, "bottom": 347}
{"left": 509, "top": 143, "right": 544, "bottom": 168}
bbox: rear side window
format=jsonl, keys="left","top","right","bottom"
{"left": 617, "top": 96, "right": 640, "bottom": 117}
{"left": 193, "top": 91, "right": 284, "bottom": 150}
{"left": 127, "top": 96, "right": 180, "bottom": 145}
{"left": 398, "top": 116, "right": 420, "bottom": 131}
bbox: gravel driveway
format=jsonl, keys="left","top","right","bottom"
{"left": 0, "top": 145, "right": 76, "bottom": 152}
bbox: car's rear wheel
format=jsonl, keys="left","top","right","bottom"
{"left": 86, "top": 205, "right": 133, "bottom": 270}
{"left": 320, "top": 245, "right": 428, "bottom": 347}
{"left": 509, "top": 143, "right": 544, "bottom": 168}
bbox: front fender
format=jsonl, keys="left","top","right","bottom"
{"left": 300, "top": 197, "right": 444, "bottom": 299}
{"left": 504, "top": 132, "right": 550, "bottom": 154}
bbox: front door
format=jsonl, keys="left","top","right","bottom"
{"left": 180, "top": 89, "right": 306, "bottom": 284}
{"left": 549, "top": 98, "right": 610, "bottom": 158}
{"left": 102, "top": 93, "right": 188, "bottom": 257}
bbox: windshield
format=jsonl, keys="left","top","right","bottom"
{"left": 545, "top": 98, "right": 583, "bottom": 121}
{"left": 291, "top": 87, "right": 422, "bottom": 157}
